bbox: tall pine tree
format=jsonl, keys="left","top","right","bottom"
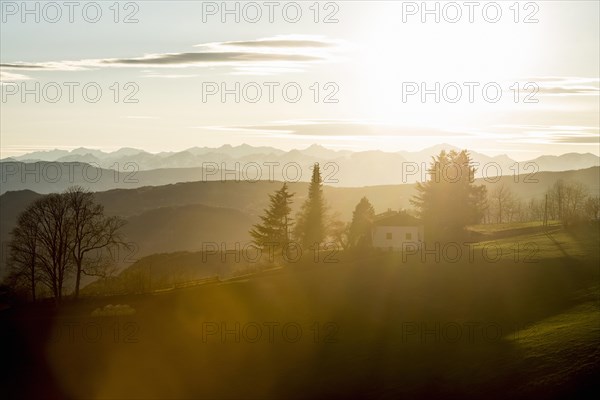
{"left": 294, "top": 163, "right": 327, "bottom": 248}
{"left": 249, "top": 183, "right": 294, "bottom": 255}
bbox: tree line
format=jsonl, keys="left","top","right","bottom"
{"left": 251, "top": 150, "right": 599, "bottom": 253}
{"left": 484, "top": 180, "right": 598, "bottom": 225}
{"left": 249, "top": 163, "right": 379, "bottom": 257}
{"left": 6, "top": 187, "right": 126, "bottom": 302}
{"left": 251, "top": 151, "right": 489, "bottom": 252}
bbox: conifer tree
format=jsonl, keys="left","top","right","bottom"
{"left": 294, "top": 163, "right": 327, "bottom": 248}
{"left": 249, "top": 183, "right": 294, "bottom": 255}
{"left": 410, "top": 150, "right": 486, "bottom": 239}
{"left": 348, "top": 197, "right": 375, "bottom": 247}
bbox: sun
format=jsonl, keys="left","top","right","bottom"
{"left": 350, "top": 2, "right": 543, "bottom": 127}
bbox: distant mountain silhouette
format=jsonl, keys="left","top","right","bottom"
{"left": 2, "top": 144, "right": 598, "bottom": 192}
{"left": 529, "top": 153, "right": 600, "bottom": 171}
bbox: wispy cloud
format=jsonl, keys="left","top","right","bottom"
{"left": 100, "top": 52, "right": 321, "bottom": 66}
{"left": 230, "top": 66, "right": 305, "bottom": 76}
{"left": 141, "top": 73, "right": 199, "bottom": 79}
{"left": 198, "top": 120, "right": 600, "bottom": 147}
{"left": 0, "top": 36, "right": 338, "bottom": 76}
{"left": 527, "top": 76, "right": 600, "bottom": 96}
{"left": 216, "top": 39, "right": 334, "bottom": 48}
{"left": 493, "top": 124, "right": 600, "bottom": 145}
{"left": 202, "top": 120, "right": 471, "bottom": 137}
{"left": 0, "top": 70, "right": 32, "bottom": 83}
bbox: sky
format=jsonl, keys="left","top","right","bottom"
{"left": 1, "top": 0, "right": 599, "bottom": 160}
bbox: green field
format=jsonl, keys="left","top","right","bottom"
{"left": 1, "top": 223, "right": 599, "bottom": 399}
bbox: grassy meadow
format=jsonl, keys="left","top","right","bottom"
{"left": 1, "top": 222, "right": 598, "bottom": 399}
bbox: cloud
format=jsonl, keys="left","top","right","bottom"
{"left": 0, "top": 61, "right": 89, "bottom": 71}
{"left": 203, "top": 120, "right": 599, "bottom": 147}
{"left": 525, "top": 76, "right": 600, "bottom": 96}
{"left": 206, "top": 120, "right": 469, "bottom": 137}
{"left": 1, "top": 63, "right": 47, "bottom": 69}
{"left": 230, "top": 66, "right": 305, "bottom": 76}
{"left": 536, "top": 86, "right": 599, "bottom": 96}
{"left": 219, "top": 39, "right": 333, "bottom": 48}
{"left": 196, "top": 35, "right": 339, "bottom": 49}
{"left": 0, "top": 70, "right": 32, "bottom": 83}
{"left": 553, "top": 136, "right": 599, "bottom": 144}
{"left": 100, "top": 52, "right": 321, "bottom": 66}
{"left": 491, "top": 124, "right": 600, "bottom": 145}
{"left": 0, "top": 36, "right": 337, "bottom": 75}
{"left": 526, "top": 76, "right": 599, "bottom": 84}
{"left": 141, "top": 73, "right": 198, "bottom": 79}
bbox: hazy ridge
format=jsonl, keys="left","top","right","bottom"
{"left": 2, "top": 144, "right": 599, "bottom": 192}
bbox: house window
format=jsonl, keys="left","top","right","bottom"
{"left": 386, "top": 232, "right": 392, "bottom": 240}
{"left": 405, "top": 233, "right": 412, "bottom": 240}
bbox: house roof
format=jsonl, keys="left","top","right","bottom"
{"left": 373, "top": 211, "right": 421, "bottom": 226}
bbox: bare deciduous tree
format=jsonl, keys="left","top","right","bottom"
{"left": 7, "top": 187, "right": 127, "bottom": 302}
{"left": 31, "top": 193, "right": 73, "bottom": 301}
{"left": 490, "top": 184, "right": 514, "bottom": 224}
{"left": 8, "top": 211, "right": 41, "bottom": 301}
{"left": 65, "top": 187, "right": 127, "bottom": 298}
{"left": 547, "top": 180, "right": 588, "bottom": 224}
{"left": 584, "top": 195, "right": 599, "bottom": 220}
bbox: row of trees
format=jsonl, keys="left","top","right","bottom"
{"left": 411, "top": 150, "right": 598, "bottom": 230}
{"left": 251, "top": 150, "right": 599, "bottom": 252}
{"left": 484, "top": 181, "right": 598, "bottom": 225}
{"left": 249, "top": 165, "right": 330, "bottom": 256}
{"left": 7, "top": 187, "right": 126, "bottom": 302}
{"left": 249, "top": 164, "right": 378, "bottom": 256}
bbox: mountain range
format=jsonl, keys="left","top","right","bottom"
{"left": 1, "top": 144, "right": 598, "bottom": 192}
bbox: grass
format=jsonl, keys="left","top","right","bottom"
{"left": 506, "top": 285, "right": 600, "bottom": 396}
{"left": 471, "top": 223, "right": 600, "bottom": 262}
{"left": 1, "top": 224, "right": 599, "bottom": 399}
{"left": 469, "top": 220, "right": 562, "bottom": 234}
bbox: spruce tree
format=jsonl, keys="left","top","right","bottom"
{"left": 294, "top": 163, "right": 327, "bottom": 248}
{"left": 249, "top": 183, "right": 294, "bottom": 255}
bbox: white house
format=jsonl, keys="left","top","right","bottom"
{"left": 371, "top": 210, "right": 424, "bottom": 252}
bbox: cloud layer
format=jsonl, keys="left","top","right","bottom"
{"left": 0, "top": 36, "right": 337, "bottom": 81}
